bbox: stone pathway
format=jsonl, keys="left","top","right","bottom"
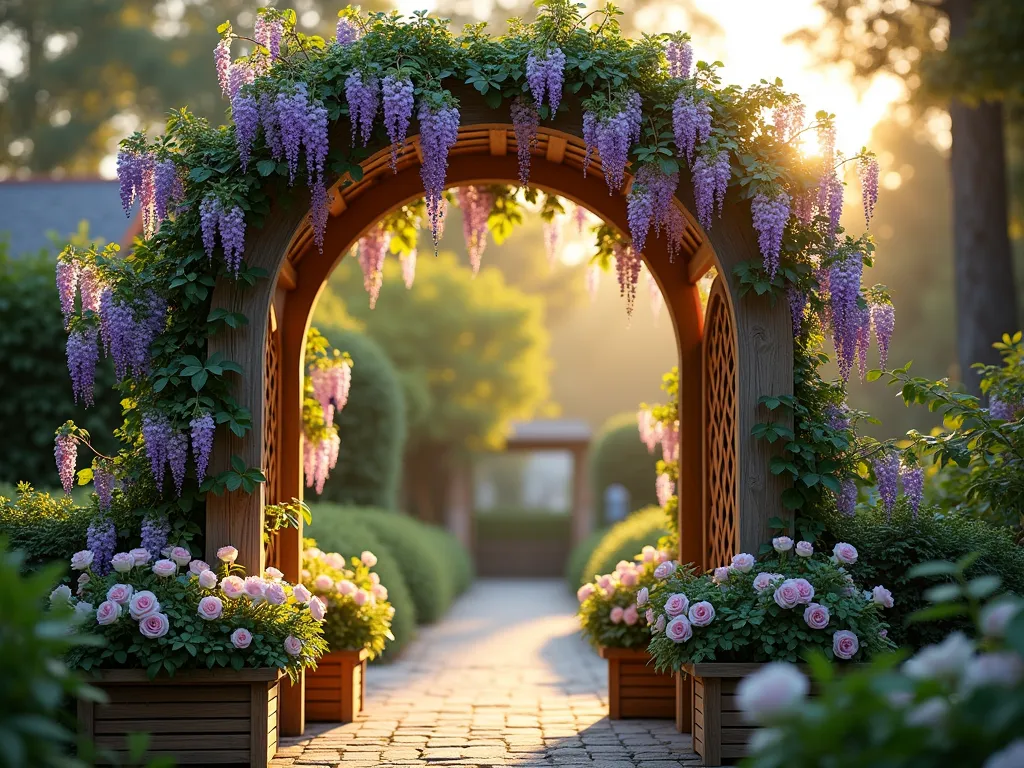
{"left": 274, "top": 579, "right": 699, "bottom": 767}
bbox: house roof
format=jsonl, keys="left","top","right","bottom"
{"left": 0, "top": 179, "right": 136, "bottom": 256}
{"left": 506, "top": 419, "right": 592, "bottom": 448}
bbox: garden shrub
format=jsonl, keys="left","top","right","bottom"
{"left": 316, "top": 329, "right": 407, "bottom": 510}
{"left": 0, "top": 484, "right": 136, "bottom": 571}
{"left": 304, "top": 511, "right": 417, "bottom": 659}
{"left": 309, "top": 503, "right": 465, "bottom": 624}
{"left": 821, "top": 498, "right": 1024, "bottom": 649}
{"left": 589, "top": 413, "right": 660, "bottom": 524}
{"left": 580, "top": 506, "right": 670, "bottom": 586}
{"left": 475, "top": 510, "right": 572, "bottom": 542}
{"left": 565, "top": 527, "right": 609, "bottom": 592}
{"left": 419, "top": 522, "right": 474, "bottom": 596}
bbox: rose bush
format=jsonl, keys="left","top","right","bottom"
{"left": 577, "top": 545, "right": 672, "bottom": 649}
{"left": 58, "top": 540, "right": 327, "bottom": 681}
{"left": 648, "top": 543, "right": 894, "bottom": 669}
{"left": 302, "top": 539, "right": 395, "bottom": 660}
{"left": 741, "top": 557, "right": 1024, "bottom": 768}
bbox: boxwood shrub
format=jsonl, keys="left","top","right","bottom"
{"left": 565, "top": 527, "right": 609, "bottom": 592}
{"left": 580, "top": 505, "right": 670, "bottom": 584}
{"left": 589, "top": 413, "right": 660, "bottom": 525}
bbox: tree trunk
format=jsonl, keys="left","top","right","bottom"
{"left": 947, "top": 0, "right": 1019, "bottom": 393}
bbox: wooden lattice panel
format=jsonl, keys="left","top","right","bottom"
{"left": 703, "top": 279, "right": 738, "bottom": 570}
{"left": 263, "top": 316, "right": 281, "bottom": 506}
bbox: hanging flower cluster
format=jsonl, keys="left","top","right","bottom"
{"left": 456, "top": 186, "right": 494, "bottom": 275}
{"left": 302, "top": 329, "right": 354, "bottom": 495}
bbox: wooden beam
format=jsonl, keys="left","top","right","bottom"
{"left": 413, "top": 138, "right": 424, "bottom": 164}
{"left": 277, "top": 259, "right": 297, "bottom": 292}
{"left": 329, "top": 187, "right": 347, "bottom": 216}
{"left": 688, "top": 240, "right": 715, "bottom": 284}
{"left": 488, "top": 128, "right": 508, "bottom": 156}
{"left": 545, "top": 135, "right": 567, "bottom": 164}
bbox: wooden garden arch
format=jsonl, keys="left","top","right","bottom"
{"left": 205, "top": 86, "right": 793, "bottom": 735}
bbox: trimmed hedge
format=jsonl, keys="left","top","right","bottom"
{"left": 475, "top": 510, "right": 572, "bottom": 542}
{"left": 419, "top": 522, "right": 474, "bottom": 596}
{"left": 822, "top": 499, "right": 1024, "bottom": 649}
{"left": 565, "top": 527, "right": 609, "bottom": 592}
{"left": 317, "top": 329, "right": 407, "bottom": 510}
{"left": 309, "top": 504, "right": 467, "bottom": 624}
{"left": 589, "top": 413, "right": 660, "bottom": 525}
{"left": 580, "top": 506, "right": 670, "bottom": 585}
{"left": 303, "top": 515, "right": 417, "bottom": 660}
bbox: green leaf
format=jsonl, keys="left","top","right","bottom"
{"left": 923, "top": 583, "right": 961, "bottom": 603}
{"left": 230, "top": 455, "right": 246, "bottom": 473}
{"left": 191, "top": 369, "right": 209, "bottom": 391}
{"left": 257, "top": 159, "right": 277, "bottom": 177}
{"left": 965, "top": 575, "right": 1001, "bottom": 599}
{"left": 908, "top": 561, "right": 959, "bottom": 579}
{"left": 908, "top": 603, "right": 967, "bottom": 623}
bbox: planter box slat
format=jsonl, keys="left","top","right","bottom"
{"left": 684, "top": 663, "right": 772, "bottom": 765}
{"left": 80, "top": 669, "right": 282, "bottom": 767}
{"left": 305, "top": 649, "right": 369, "bottom": 724}
{"left": 598, "top": 647, "right": 675, "bottom": 720}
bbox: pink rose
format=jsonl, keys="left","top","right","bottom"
{"left": 832, "top": 542, "right": 858, "bottom": 565}
{"left": 641, "top": 546, "right": 657, "bottom": 563}
{"left": 314, "top": 574, "right": 334, "bottom": 592}
{"left": 872, "top": 585, "right": 894, "bottom": 608}
{"left": 636, "top": 587, "right": 649, "bottom": 607}
{"left": 803, "top": 603, "right": 830, "bottom": 630}
{"left": 688, "top": 601, "right": 715, "bottom": 627}
{"left": 795, "top": 541, "right": 814, "bottom": 557}
{"left": 731, "top": 553, "right": 756, "bottom": 573}
{"left": 653, "top": 561, "right": 676, "bottom": 580}
{"left": 619, "top": 569, "right": 639, "bottom": 587}
{"left": 353, "top": 589, "right": 370, "bottom": 607}
{"left": 666, "top": 615, "right": 693, "bottom": 643}
{"left": 106, "top": 583, "right": 134, "bottom": 605}
{"left": 230, "top": 628, "right": 252, "bottom": 649}
{"left": 369, "top": 573, "right": 381, "bottom": 586}
{"left": 324, "top": 553, "right": 345, "bottom": 569}
{"left": 373, "top": 584, "right": 388, "bottom": 601}
{"left": 773, "top": 580, "right": 801, "bottom": 609}
{"left": 772, "top": 536, "right": 794, "bottom": 553}
{"left": 656, "top": 550, "right": 672, "bottom": 564}
{"left": 152, "top": 559, "right": 177, "bottom": 578}
{"left": 623, "top": 605, "right": 639, "bottom": 626}
{"left": 128, "top": 591, "right": 160, "bottom": 620}
{"left": 169, "top": 547, "right": 192, "bottom": 566}
{"left": 243, "top": 576, "right": 266, "bottom": 602}
{"left": 216, "top": 546, "right": 238, "bottom": 564}
{"left": 197, "top": 595, "right": 224, "bottom": 620}
{"left": 792, "top": 578, "right": 815, "bottom": 604}
{"left": 111, "top": 552, "right": 135, "bottom": 573}
{"left": 264, "top": 566, "right": 284, "bottom": 581}
{"left": 304, "top": 547, "right": 322, "bottom": 560}
{"left": 753, "top": 572, "right": 783, "bottom": 593}
{"left": 129, "top": 548, "right": 151, "bottom": 566}
{"left": 220, "top": 575, "right": 245, "bottom": 599}
{"left": 577, "top": 584, "right": 595, "bottom": 603}
{"left": 596, "top": 574, "right": 616, "bottom": 592}
{"left": 96, "top": 600, "right": 122, "bottom": 626}
{"left": 198, "top": 570, "right": 218, "bottom": 589}
{"left": 337, "top": 580, "right": 357, "bottom": 596}
{"left": 264, "top": 583, "right": 287, "bottom": 605}
{"left": 189, "top": 559, "right": 211, "bottom": 576}
{"left": 615, "top": 560, "right": 631, "bottom": 574}
{"left": 654, "top": 615, "right": 666, "bottom": 633}
{"left": 645, "top": 608, "right": 655, "bottom": 624}
{"left": 70, "top": 550, "right": 94, "bottom": 571}
{"left": 609, "top": 606, "right": 625, "bottom": 624}
{"left": 308, "top": 595, "right": 327, "bottom": 622}
{"left": 283, "top": 635, "right": 302, "bottom": 656}
{"left": 292, "top": 584, "right": 312, "bottom": 604}
{"left": 300, "top": 569, "right": 311, "bottom": 581}
{"left": 833, "top": 629, "right": 859, "bottom": 660}
{"left": 713, "top": 566, "right": 732, "bottom": 585}
{"left": 139, "top": 612, "right": 170, "bottom": 639}
{"left": 664, "top": 593, "right": 690, "bottom": 617}
{"left": 361, "top": 551, "right": 377, "bottom": 567}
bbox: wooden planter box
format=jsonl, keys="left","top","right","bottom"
{"left": 305, "top": 648, "right": 369, "bottom": 723}
{"left": 79, "top": 668, "right": 282, "bottom": 767}
{"left": 685, "top": 662, "right": 777, "bottom": 766}
{"left": 598, "top": 647, "right": 675, "bottom": 719}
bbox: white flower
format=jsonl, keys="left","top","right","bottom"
{"left": 49, "top": 584, "right": 72, "bottom": 605}
{"left": 795, "top": 541, "right": 813, "bottom": 557}
{"left": 737, "top": 663, "right": 809, "bottom": 723}
{"left": 904, "top": 697, "right": 948, "bottom": 728}
{"left": 70, "top": 550, "right": 94, "bottom": 571}
{"left": 980, "top": 600, "right": 1020, "bottom": 638}
{"left": 832, "top": 542, "right": 858, "bottom": 565}
{"left": 960, "top": 652, "right": 1024, "bottom": 695}
{"left": 872, "top": 585, "right": 894, "bottom": 608}
{"left": 265, "top": 566, "right": 284, "bottom": 581}
{"left": 74, "top": 601, "right": 95, "bottom": 619}
{"left": 985, "top": 740, "right": 1024, "bottom": 768}
{"left": 636, "top": 587, "right": 649, "bottom": 607}
{"left": 169, "top": 547, "right": 192, "bottom": 566}
{"left": 903, "top": 632, "right": 975, "bottom": 683}
{"left": 772, "top": 536, "right": 793, "bottom": 553}
{"left": 216, "top": 546, "right": 238, "bottom": 564}
{"left": 110, "top": 552, "right": 135, "bottom": 573}
{"left": 292, "top": 584, "right": 312, "bottom": 604}
{"left": 360, "top": 550, "right": 377, "bottom": 567}
{"left": 653, "top": 561, "right": 676, "bottom": 580}
{"left": 198, "top": 570, "right": 218, "bottom": 589}
{"left": 747, "top": 727, "right": 783, "bottom": 754}
{"left": 151, "top": 559, "right": 177, "bottom": 578}
{"left": 576, "top": 584, "right": 595, "bottom": 603}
